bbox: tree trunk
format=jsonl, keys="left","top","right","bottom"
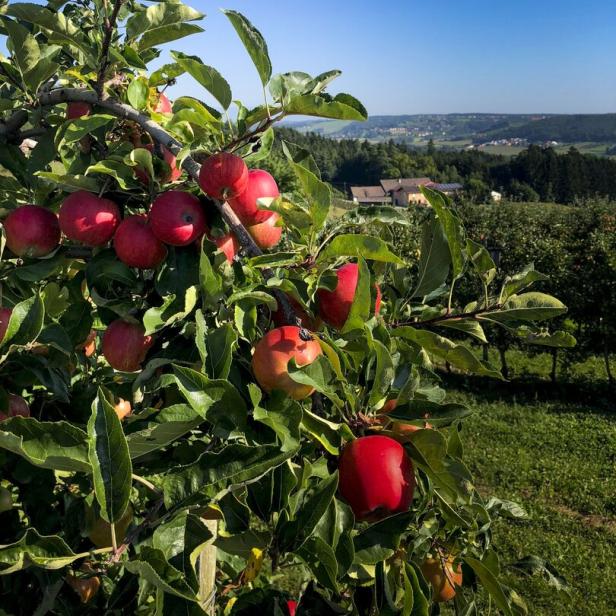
{"left": 482, "top": 345, "right": 489, "bottom": 363}
{"left": 604, "top": 338, "right": 614, "bottom": 386}
{"left": 198, "top": 519, "right": 218, "bottom": 615}
{"left": 498, "top": 347, "right": 509, "bottom": 379}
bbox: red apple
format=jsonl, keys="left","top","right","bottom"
{"left": 114, "top": 215, "right": 167, "bottom": 269}
{"left": 67, "top": 102, "right": 91, "bottom": 120}
{"left": 246, "top": 210, "right": 282, "bottom": 250}
{"left": 199, "top": 152, "right": 249, "bottom": 200}
{"left": 421, "top": 554, "right": 462, "bottom": 602}
{"left": 210, "top": 232, "right": 239, "bottom": 263}
{"left": 155, "top": 92, "right": 173, "bottom": 114}
{"left": 287, "top": 600, "right": 297, "bottom": 616}
{"left": 0, "top": 394, "right": 30, "bottom": 421}
{"left": 317, "top": 263, "right": 382, "bottom": 330}
{"left": 0, "top": 308, "right": 12, "bottom": 343}
{"left": 80, "top": 329, "right": 97, "bottom": 357}
{"left": 149, "top": 191, "right": 207, "bottom": 246}
{"left": 3, "top": 205, "right": 61, "bottom": 257}
{"left": 102, "top": 319, "right": 153, "bottom": 372}
{"left": 134, "top": 143, "right": 182, "bottom": 184}
{"left": 338, "top": 435, "right": 415, "bottom": 521}
{"left": 228, "top": 169, "right": 279, "bottom": 223}
{"left": 252, "top": 325, "right": 322, "bottom": 400}
{"left": 59, "top": 191, "right": 120, "bottom": 247}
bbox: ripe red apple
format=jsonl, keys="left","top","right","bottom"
{"left": 246, "top": 210, "right": 282, "bottom": 249}
{"left": 102, "top": 319, "right": 153, "bottom": 372}
{"left": 154, "top": 92, "right": 173, "bottom": 114}
{"left": 3, "top": 205, "right": 61, "bottom": 257}
{"left": 149, "top": 191, "right": 207, "bottom": 246}
{"left": 0, "top": 308, "right": 12, "bottom": 343}
{"left": 228, "top": 169, "right": 279, "bottom": 223}
{"left": 338, "top": 435, "right": 415, "bottom": 521}
{"left": 134, "top": 143, "right": 182, "bottom": 184}
{"left": 0, "top": 487, "right": 12, "bottom": 513}
{"left": 114, "top": 215, "right": 167, "bottom": 269}
{"left": 271, "top": 295, "right": 319, "bottom": 331}
{"left": 421, "top": 554, "right": 462, "bottom": 602}
{"left": 287, "top": 600, "right": 297, "bottom": 616}
{"left": 252, "top": 325, "right": 322, "bottom": 400}
{"left": 67, "top": 102, "right": 91, "bottom": 120}
{"left": 0, "top": 394, "right": 30, "bottom": 421}
{"left": 59, "top": 191, "right": 120, "bottom": 247}
{"left": 199, "top": 152, "right": 249, "bottom": 200}
{"left": 317, "top": 263, "right": 382, "bottom": 330}
{"left": 209, "top": 232, "right": 239, "bottom": 263}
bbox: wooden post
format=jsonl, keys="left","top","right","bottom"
{"left": 198, "top": 518, "right": 218, "bottom": 615}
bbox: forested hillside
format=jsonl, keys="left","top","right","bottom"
{"left": 265, "top": 129, "right": 616, "bottom": 204}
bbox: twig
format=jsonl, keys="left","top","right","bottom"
{"left": 96, "top": 0, "right": 125, "bottom": 96}
{"left": 394, "top": 305, "right": 501, "bottom": 328}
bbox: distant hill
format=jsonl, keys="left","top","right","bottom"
{"left": 285, "top": 113, "right": 616, "bottom": 146}
{"left": 486, "top": 114, "right": 616, "bottom": 143}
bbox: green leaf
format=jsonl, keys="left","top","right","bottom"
{"left": 368, "top": 339, "right": 395, "bottom": 406}
{"left": 143, "top": 287, "right": 198, "bottom": 335}
{"left": 300, "top": 409, "right": 343, "bottom": 455}
{"left": 222, "top": 10, "right": 272, "bottom": 86}
{"left": 127, "top": 77, "right": 149, "bottom": 110}
{"left": 171, "top": 51, "right": 232, "bottom": 110}
{"left": 483, "top": 292, "right": 567, "bottom": 323}
{"left": 172, "top": 97, "right": 223, "bottom": 127}
{"left": 288, "top": 354, "right": 343, "bottom": 407}
{"left": 394, "top": 327, "right": 502, "bottom": 379}
{"left": 171, "top": 365, "right": 247, "bottom": 433}
{"left": 466, "top": 238, "right": 496, "bottom": 285}
{"left": 344, "top": 205, "right": 412, "bottom": 227}
{"left": 354, "top": 511, "right": 413, "bottom": 564}
{"left": 509, "top": 555, "right": 571, "bottom": 596}
{"left": 61, "top": 114, "right": 115, "bottom": 144}
{"left": 160, "top": 442, "right": 298, "bottom": 509}
{"left": 297, "top": 536, "right": 339, "bottom": 592}
{"left": 342, "top": 257, "right": 371, "bottom": 333}
{"left": 285, "top": 93, "right": 367, "bottom": 121}
{"left": 153, "top": 512, "right": 214, "bottom": 592}
{"left": 139, "top": 23, "right": 204, "bottom": 51}
{"left": 125, "top": 546, "right": 198, "bottom": 601}
{"left": 87, "top": 389, "right": 132, "bottom": 524}
{"left": 279, "top": 473, "right": 338, "bottom": 551}
{"left": 0, "top": 529, "right": 79, "bottom": 575}
{"left": 464, "top": 556, "right": 513, "bottom": 616}
{"left": 420, "top": 186, "right": 466, "bottom": 278}
{"left": 0, "top": 293, "right": 45, "bottom": 350}
{"left": 126, "top": 2, "right": 204, "bottom": 42}
{"left": 126, "top": 405, "right": 203, "bottom": 460}
{"left": 501, "top": 264, "right": 548, "bottom": 300}
{"left": 387, "top": 401, "right": 472, "bottom": 428}
{"left": 36, "top": 172, "right": 100, "bottom": 193}
{"left": 149, "top": 62, "right": 186, "bottom": 88}
{"left": 413, "top": 215, "right": 451, "bottom": 298}
{"left": 435, "top": 318, "right": 487, "bottom": 344}
{"left": 4, "top": 19, "right": 40, "bottom": 79}
{"left": 0, "top": 417, "right": 90, "bottom": 472}
{"left": 514, "top": 327, "right": 576, "bottom": 348}
{"left": 86, "top": 158, "right": 136, "bottom": 190}
{"left": 404, "top": 563, "right": 430, "bottom": 616}
{"left": 318, "top": 234, "right": 403, "bottom": 264}
{"left": 204, "top": 323, "right": 237, "bottom": 380}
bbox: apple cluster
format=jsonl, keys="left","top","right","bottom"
{"left": 0, "top": 96, "right": 462, "bottom": 602}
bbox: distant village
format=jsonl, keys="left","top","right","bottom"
{"left": 350, "top": 178, "right": 501, "bottom": 206}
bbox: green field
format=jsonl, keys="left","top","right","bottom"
{"left": 443, "top": 350, "right": 616, "bottom": 615}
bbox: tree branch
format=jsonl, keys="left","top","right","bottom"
{"left": 96, "top": 0, "right": 125, "bottom": 96}
{"left": 35, "top": 88, "right": 298, "bottom": 324}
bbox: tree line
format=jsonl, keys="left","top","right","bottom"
{"left": 267, "top": 129, "right": 616, "bottom": 204}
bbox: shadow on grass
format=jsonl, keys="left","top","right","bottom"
{"left": 440, "top": 370, "right": 615, "bottom": 414}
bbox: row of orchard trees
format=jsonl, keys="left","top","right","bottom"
{"left": 0, "top": 2, "right": 572, "bottom": 614}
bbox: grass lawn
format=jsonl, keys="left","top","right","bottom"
{"left": 442, "top": 350, "right": 616, "bottom": 615}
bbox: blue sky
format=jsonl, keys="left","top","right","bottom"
{"left": 3, "top": 0, "right": 615, "bottom": 115}
{"left": 160, "top": 0, "right": 615, "bottom": 115}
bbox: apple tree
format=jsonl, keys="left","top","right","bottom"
{"left": 0, "top": 1, "right": 572, "bottom": 614}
